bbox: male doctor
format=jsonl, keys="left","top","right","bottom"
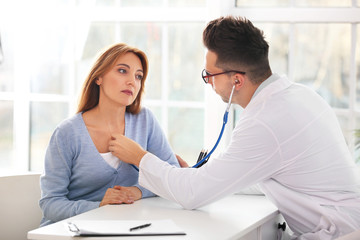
{"left": 109, "top": 16, "right": 360, "bottom": 239}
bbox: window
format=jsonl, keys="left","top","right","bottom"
{"left": 1, "top": 0, "right": 359, "bottom": 175}
{"left": 230, "top": 1, "right": 360, "bottom": 164}
{"left": 0, "top": 0, "right": 209, "bottom": 173}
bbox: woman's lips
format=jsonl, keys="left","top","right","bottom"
{"left": 122, "top": 90, "right": 133, "bottom": 96}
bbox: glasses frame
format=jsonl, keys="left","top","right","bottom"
{"left": 202, "top": 69, "right": 246, "bottom": 84}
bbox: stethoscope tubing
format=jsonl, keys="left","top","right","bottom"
{"left": 192, "top": 85, "right": 235, "bottom": 168}
{"left": 131, "top": 85, "right": 236, "bottom": 171}
{"left": 192, "top": 110, "right": 229, "bottom": 168}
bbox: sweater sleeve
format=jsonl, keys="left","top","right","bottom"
{"left": 39, "top": 126, "right": 99, "bottom": 226}
{"left": 145, "top": 108, "right": 180, "bottom": 168}
{"left": 137, "top": 108, "right": 180, "bottom": 198}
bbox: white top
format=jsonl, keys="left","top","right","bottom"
{"left": 138, "top": 74, "right": 360, "bottom": 239}
{"left": 100, "top": 152, "right": 120, "bottom": 169}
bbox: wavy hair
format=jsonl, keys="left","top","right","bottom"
{"left": 77, "top": 43, "right": 148, "bottom": 114}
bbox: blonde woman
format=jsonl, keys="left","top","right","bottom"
{"left": 39, "top": 43, "right": 179, "bottom": 226}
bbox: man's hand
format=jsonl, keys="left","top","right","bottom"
{"left": 109, "top": 134, "right": 147, "bottom": 167}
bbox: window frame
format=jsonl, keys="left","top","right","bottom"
{"left": 0, "top": 0, "right": 213, "bottom": 174}
{"left": 218, "top": 3, "right": 360, "bottom": 163}
{"left": 1, "top": 0, "right": 360, "bottom": 174}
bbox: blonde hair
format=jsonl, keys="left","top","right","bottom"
{"left": 77, "top": 43, "right": 148, "bottom": 114}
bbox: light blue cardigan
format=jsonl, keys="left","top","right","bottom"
{"left": 39, "top": 107, "right": 179, "bottom": 226}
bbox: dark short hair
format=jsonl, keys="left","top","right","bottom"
{"left": 203, "top": 16, "right": 271, "bottom": 84}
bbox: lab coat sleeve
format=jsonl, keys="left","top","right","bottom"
{"left": 138, "top": 118, "right": 283, "bottom": 209}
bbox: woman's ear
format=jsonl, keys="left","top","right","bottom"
{"left": 95, "top": 77, "right": 102, "bottom": 85}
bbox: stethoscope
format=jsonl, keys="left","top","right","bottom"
{"left": 130, "top": 83, "right": 236, "bottom": 171}
{"left": 192, "top": 84, "right": 236, "bottom": 168}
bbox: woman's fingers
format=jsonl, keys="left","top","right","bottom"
{"left": 100, "top": 187, "right": 135, "bottom": 207}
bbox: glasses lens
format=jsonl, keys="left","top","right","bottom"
{"left": 202, "top": 69, "right": 209, "bottom": 83}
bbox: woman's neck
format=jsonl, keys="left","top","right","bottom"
{"left": 83, "top": 103, "right": 126, "bottom": 133}
{"left": 93, "top": 105, "right": 126, "bottom": 134}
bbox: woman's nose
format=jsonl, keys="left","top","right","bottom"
{"left": 126, "top": 75, "right": 136, "bottom": 85}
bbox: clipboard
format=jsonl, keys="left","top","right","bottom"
{"left": 66, "top": 219, "right": 186, "bottom": 236}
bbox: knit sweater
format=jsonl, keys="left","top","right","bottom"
{"left": 39, "top": 107, "right": 179, "bottom": 226}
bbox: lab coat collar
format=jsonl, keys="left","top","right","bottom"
{"left": 251, "top": 73, "right": 281, "bottom": 100}
{"left": 245, "top": 74, "right": 292, "bottom": 111}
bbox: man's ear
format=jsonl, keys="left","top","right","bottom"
{"left": 233, "top": 73, "right": 245, "bottom": 90}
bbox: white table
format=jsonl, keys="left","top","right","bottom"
{"left": 28, "top": 194, "right": 281, "bottom": 240}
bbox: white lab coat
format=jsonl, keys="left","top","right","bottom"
{"left": 138, "top": 74, "right": 360, "bottom": 239}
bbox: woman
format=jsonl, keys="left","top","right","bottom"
{"left": 39, "top": 43, "right": 180, "bottom": 226}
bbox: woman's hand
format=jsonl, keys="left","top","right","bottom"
{"left": 176, "top": 154, "right": 189, "bottom": 168}
{"left": 118, "top": 186, "right": 142, "bottom": 201}
{"left": 109, "top": 134, "right": 147, "bottom": 167}
{"left": 99, "top": 186, "right": 142, "bottom": 207}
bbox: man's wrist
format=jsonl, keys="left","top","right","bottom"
{"left": 135, "top": 150, "right": 147, "bottom": 167}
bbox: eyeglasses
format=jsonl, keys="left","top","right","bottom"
{"left": 201, "top": 69, "right": 246, "bottom": 84}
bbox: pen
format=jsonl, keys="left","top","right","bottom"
{"left": 197, "top": 150, "right": 209, "bottom": 168}
{"left": 129, "top": 223, "right": 151, "bottom": 232}
{"left": 196, "top": 149, "right": 204, "bottom": 163}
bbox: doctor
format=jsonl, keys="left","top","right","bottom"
{"left": 109, "top": 16, "right": 360, "bottom": 239}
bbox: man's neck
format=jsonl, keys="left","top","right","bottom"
{"left": 237, "top": 72, "right": 280, "bottom": 108}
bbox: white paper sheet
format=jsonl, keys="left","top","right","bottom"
{"left": 65, "top": 219, "right": 186, "bottom": 236}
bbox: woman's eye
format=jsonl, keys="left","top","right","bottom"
{"left": 118, "top": 69, "right": 126, "bottom": 74}
{"left": 136, "top": 74, "right": 144, "bottom": 81}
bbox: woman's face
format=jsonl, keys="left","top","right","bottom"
{"left": 96, "top": 52, "right": 144, "bottom": 108}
